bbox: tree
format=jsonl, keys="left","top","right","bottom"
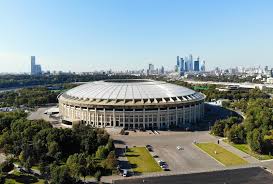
{"left": 104, "top": 151, "right": 117, "bottom": 170}
{"left": 94, "top": 170, "right": 102, "bottom": 182}
{"left": 96, "top": 146, "right": 108, "bottom": 159}
{"left": 66, "top": 154, "right": 81, "bottom": 180}
{"left": 247, "top": 128, "right": 264, "bottom": 153}
{"left": 228, "top": 124, "right": 246, "bottom": 144}
{"left": 0, "top": 160, "right": 14, "bottom": 173}
{"left": 50, "top": 165, "right": 76, "bottom": 184}
{"left": 86, "top": 156, "right": 97, "bottom": 176}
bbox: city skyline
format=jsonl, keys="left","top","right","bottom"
{"left": 1, "top": 0, "right": 273, "bottom": 73}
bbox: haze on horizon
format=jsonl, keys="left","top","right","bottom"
{"left": 0, "top": 0, "right": 273, "bottom": 73}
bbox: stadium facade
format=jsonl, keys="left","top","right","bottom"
{"left": 58, "top": 79, "right": 205, "bottom": 129}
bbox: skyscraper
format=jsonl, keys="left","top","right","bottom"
{"left": 184, "top": 56, "right": 188, "bottom": 72}
{"left": 160, "top": 66, "right": 165, "bottom": 75}
{"left": 30, "top": 56, "right": 42, "bottom": 75}
{"left": 147, "top": 63, "right": 155, "bottom": 75}
{"left": 180, "top": 58, "right": 184, "bottom": 71}
{"left": 188, "top": 54, "right": 193, "bottom": 71}
{"left": 194, "top": 57, "right": 200, "bottom": 71}
{"left": 200, "top": 61, "right": 206, "bottom": 72}
{"left": 31, "top": 56, "right": 36, "bottom": 75}
{"left": 176, "top": 56, "right": 180, "bottom": 66}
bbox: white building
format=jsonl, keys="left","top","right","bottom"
{"left": 58, "top": 79, "right": 205, "bottom": 130}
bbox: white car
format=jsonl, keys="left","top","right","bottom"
{"left": 158, "top": 160, "right": 164, "bottom": 164}
{"left": 122, "top": 169, "right": 128, "bottom": 177}
{"left": 177, "top": 146, "right": 183, "bottom": 150}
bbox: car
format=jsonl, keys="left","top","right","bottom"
{"left": 158, "top": 160, "right": 166, "bottom": 166}
{"left": 158, "top": 160, "right": 164, "bottom": 163}
{"left": 153, "top": 155, "right": 159, "bottom": 158}
{"left": 176, "top": 146, "right": 183, "bottom": 150}
{"left": 161, "top": 164, "right": 169, "bottom": 171}
{"left": 122, "top": 169, "right": 128, "bottom": 177}
{"left": 146, "top": 144, "right": 152, "bottom": 148}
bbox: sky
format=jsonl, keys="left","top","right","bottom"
{"left": 0, "top": 0, "right": 273, "bottom": 73}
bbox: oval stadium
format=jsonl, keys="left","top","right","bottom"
{"left": 58, "top": 79, "right": 205, "bottom": 130}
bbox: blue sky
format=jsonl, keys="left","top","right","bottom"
{"left": 0, "top": 0, "right": 273, "bottom": 73}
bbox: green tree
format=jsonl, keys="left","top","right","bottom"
{"left": 50, "top": 165, "right": 76, "bottom": 184}
{"left": 247, "top": 129, "right": 264, "bottom": 153}
{"left": 104, "top": 151, "right": 117, "bottom": 170}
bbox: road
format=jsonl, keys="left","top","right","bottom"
{"left": 112, "top": 131, "right": 224, "bottom": 174}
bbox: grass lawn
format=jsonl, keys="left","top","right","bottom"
{"left": 223, "top": 140, "right": 273, "bottom": 160}
{"left": 126, "top": 147, "right": 162, "bottom": 173}
{"left": 4, "top": 171, "right": 45, "bottom": 184}
{"left": 195, "top": 143, "right": 248, "bottom": 166}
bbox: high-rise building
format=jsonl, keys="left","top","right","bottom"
{"left": 31, "top": 56, "right": 36, "bottom": 75}
{"left": 147, "top": 63, "right": 155, "bottom": 75}
{"left": 176, "top": 56, "right": 180, "bottom": 66}
{"left": 184, "top": 56, "right": 188, "bottom": 72}
{"left": 180, "top": 58, "right": 184, "bottom": 71}
{"left": 194, "top": 60, "right": 199, "bottom": 72}
{"left": 188, "top": 54, "right": 193, "bottom": 71}
{"left": 160, "top": 66, "right": 165, "bottom": 75}
{"left": 194, "top": 58, "right": 200, "bottom": 71}
{"left": 200, "top": 61, "right": 206, "bottom": 72}
{"left": 30, "top": 56, "right": 42, "bottom": 75}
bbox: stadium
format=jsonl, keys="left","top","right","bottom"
{"left": 58, "top": 79, "right": 205, "bottom": 129}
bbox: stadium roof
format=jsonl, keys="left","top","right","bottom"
{"left": 63, "top": 79, "right": 204, "bottom": 102}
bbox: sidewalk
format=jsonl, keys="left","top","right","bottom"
{"left": 218, "top": 138, "right": 260, "bottom": 164}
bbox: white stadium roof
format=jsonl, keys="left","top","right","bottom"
{"left": 63, "top": 79, "right": 203, "bottom": 102}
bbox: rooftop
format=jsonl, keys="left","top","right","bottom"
{"left": 63, "top": 79, "right": 204, "bottom": 102}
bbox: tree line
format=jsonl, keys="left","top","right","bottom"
{"left": 0, "top": 111, "right": 117, "bottom": 183}
{"left": 211, "top": 98, "right": 273, "bottom": 155}
{"left": 0, "top": 74, "right": 140, "bottom": 89}
{"left": 169, "top": 80, "right": 269, "bottom": 103}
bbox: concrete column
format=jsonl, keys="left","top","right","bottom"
{"left": 167, "top": 107, "right": 170, "bottom": 129}
{"left": 175, "top": 107, "right": 178, "bottom": 127}
{"left": 193, "top": 105, "right": 198, "bottom": 123}
{"left": 183, "top": 106, "right": 185, "bottom": 125}
{"left": 143, "top": 109, "right": 146, "bottom": 129}
{"left": 73, "top": 106, "right": 75, "bottom": 120}
{"left": 86, "top": 107, "right": 90, "bottom": 125}
{"left": 157, "top": 108, "right": 160, "bottom": 129}
{"left": 94, "top": 108, "right": 97, "bottom": 127}
{"left": 104, "top": 108, "right": 106, "bottom": 127}
{"left": 123, "top": 109, "right": 125, "bottom": 128}
{"left": 113, "top": 109, "right": 116, "bottom": 128}
{"left": 133, "top": 109, "right": 135, "bottom": 129}
{"left": 189, "top": 106, "right": 192, "bottom": 123}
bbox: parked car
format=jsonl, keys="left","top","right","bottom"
{"left": 176, "top": 146, "right": 183, "bottom": 150}
{"left": 153, "top": 155, "right": 159, "bottom": 158}
{"left": 123, "top": 169, "right": 128, "bottom": 177}
{"left": 158, "top": 160, "right": 166, "bottom": 166}
{"left": 161, "top": 164, "right": 169, "bottom": 171}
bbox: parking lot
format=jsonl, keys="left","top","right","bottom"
{"left": 113, "top": 131, "right": 224, "bottom": 174}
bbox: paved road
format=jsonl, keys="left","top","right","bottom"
{"left": 113, "top": 167, "right": 273, "bottom": 184}
{"left": 114, "top": 141, "right": 133, "bottom": 176}
{"left": 112, "top": 131, "right": 224, "bottom": 174}
{"left": 103, "top": 131, "right": 273, "bottom": 183}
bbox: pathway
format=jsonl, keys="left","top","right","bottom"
{"left": 218, "top": 138, "right": 260, "bottom": 164}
